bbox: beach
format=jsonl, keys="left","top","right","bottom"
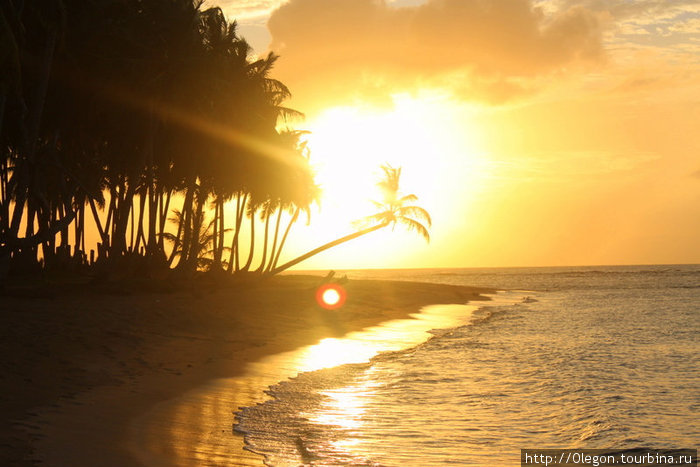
{"left": 0, "top": 275, "right": 492, "bottom": 466}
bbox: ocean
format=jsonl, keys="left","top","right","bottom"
{"left": 235, "top": 265, "right": 699, "bottom": 466}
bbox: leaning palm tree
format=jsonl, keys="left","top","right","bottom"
{"left": 268, "top": 164, "right": 431, "bottom": 276}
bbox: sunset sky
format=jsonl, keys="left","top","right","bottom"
{"left": 215, "top": 0, "right": 699, "bottom": 269}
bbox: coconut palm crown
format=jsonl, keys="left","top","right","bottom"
{"left": 360, "top": 164, "right": 431, "bottom": 240}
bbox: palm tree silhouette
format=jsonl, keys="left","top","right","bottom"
{"left": 1, "top": 1, "right": 321, "bottom": 278}
{"left": 268, "top": 165, "right": 431, "bottom": 276}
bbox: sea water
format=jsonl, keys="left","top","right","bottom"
{"left": 235, "top": 265, "right": 699, "bottom": 466}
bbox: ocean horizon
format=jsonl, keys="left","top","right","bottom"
{"left": 236, "top": 264, "right": 699, "bottom": 465}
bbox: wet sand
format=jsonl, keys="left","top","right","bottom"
{"left": 0, "top": 275, "right": 492, "bottom": 466}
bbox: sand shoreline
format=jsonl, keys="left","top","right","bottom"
{"left": 1, "top": 275, "right": 492, "bottom": 466}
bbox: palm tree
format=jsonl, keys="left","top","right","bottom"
{"left": 2, "top": 0, "right": 315, "bottom": 277}
{"left": 162, "top": 208, "right": 230, "bottom": 271}
{"left": 268, "top": 165, "right": 431, "bottom": 276}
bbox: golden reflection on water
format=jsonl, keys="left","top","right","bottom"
{"left": 312, "top": 376, "right": 381, "bottom": 430}
{"left": 309, "top": 368, "right": 386, "bottom": 457}
{"left": 290, "top": 305, "right": 478, "bottom": 462}
{"left": 129, "top": 304, "right": 477, "bottom": 466}
{"left": 297, "top": 337, "right": 380, "bottom": 372}
{"left": 295, "top": 304, "right": 477, "bottom": 373}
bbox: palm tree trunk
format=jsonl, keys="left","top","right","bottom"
{"left": 145, "top": 109, "right": 157, "bottom": 257}
{"left": 268, "top": 222, "right": 387, "bottom": 276}
{"left": 187, "top": 191, "right": 206, "bottom": 270}
{"left": 28, "top": 204, "right": 39, "bottom": 264}
{"left": 39, "top": 204, "right": 53, "bottom": 267}
{"left": 0, "top": 92, "right": 5, "bottom": 150}
{"left": 177, "top": 180, "right": 196, "bottom": 269}
{"left": 228, "top": 193, "right": 247, "bottom": 273}
{"left": 105, "top": 187, "right": 116, "bottom": 242}
{"left": 80, "top": 204, "right": 86, "bottom": 255}
{"left": 265, "top": 206, "right": 284, "bottom": 272}
{"left": 129, "top": 201, "right": 135, "bottom": 251}
{"left": 8, "top": 181, "right": 27, "bottom": 238}
{"left": 256, "top": 211, "right": 271, "bottom": 273}
{"left": 5, "top": 209, "right": 75, "bottom": 257}
{"left": 212, "top": 197, "right": 225, "bottom": 269}
{"left": 111, "top": 180, "right": 134, "bottom": 256}
{"left": 227, "top": 195, "right": 240, "bottom": 273}
{"left": 87, "top": 195, "right": 106, "bottom": 245}
{"left": 0, "top": 150, "right": 8, "bottom": 234}
{"left": 212, "top": 198, "right": 219, "bottom": 265}
{"left": 158, "top": 189, "right": 171, "bottom": 254}
{"left": 57, "top": 203, "right": 69, "bottom": 247}
{"left": 73, "top": 201, "right": 80, "bottom": 252}
{"left": 134, "top": 191, "right": 146, "bottom": 253}
{"left": 217, "top": 199, "right": 225, "bottom": 266}
{"left": 147, "top": 185, "right": 158, "bottom": 256}
{"left": 242, "top": 210, "right": 255, "bottom": 272}
{"left": 269, "top": 207, "right": 298, "bottom": 271}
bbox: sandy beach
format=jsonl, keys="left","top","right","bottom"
{"left": 0, "top": 275, "right": 492, "bottom": 466}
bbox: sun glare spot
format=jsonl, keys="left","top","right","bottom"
{"left": 301, "top": 95, "right": 489, "bottom": 251}
{"left": 322, "top": 288, "right": 341, "bottom": 306}
{"left": 316, "top": 284, "right": 347, "bottom": 310}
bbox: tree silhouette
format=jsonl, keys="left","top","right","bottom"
{"left": 0, "top": 0, "right": 318, "bottom": 279}
{"left": 1, "top": 2, "right": 434, "bottom": 283}
{"left": 268, "top": 165, "right": 431, "bottom": 275}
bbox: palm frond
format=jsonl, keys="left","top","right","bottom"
{"left": 370, "top": 199, "right": 385, "bottom": 210}
{"left": 396, "top": 205, "right": 432, "bottom": 227}
{"left": 398, "top": 193, "right": 417, "bottom": 204}
{"left": 159, "top": 232, "right": 180, "bottom": 243}
{"left": 376, "top": 164, "right": 400, "bottom": 194}
{"left": 353, "top": 211, "right": 393, "bottom": 229}
{"left": 168, "top": 208, "right": 184, "bottom": 225}
{"left": 398, "top": 217, "right": 430, "bottom": 242}
{"left": 276, "top": 106, "right": 305, "bottom": 122}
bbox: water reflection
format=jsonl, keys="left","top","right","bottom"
{"left": 312, "top": 375, "right": 381, "bottom": 430}
{"left": 129, "top": 303, "right": 479, "bottom": 466}
{"left": 294, "top": 304, "right": 480, "bottom": 373}
{"left": 298, "top": 337, "right": 379, "bottom": 372}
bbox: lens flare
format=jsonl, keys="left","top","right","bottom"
{"left": 316, "top": 284, "right": 347, "bottom": 310}
{"left": 323, "top": 288, "right": 340, "bottom": 305}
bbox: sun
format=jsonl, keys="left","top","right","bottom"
{"left": 280, "top": 94, "right": 491, "bottom": 269}
{"left": 302, "top": 95, "right": 488, "bottom": 239}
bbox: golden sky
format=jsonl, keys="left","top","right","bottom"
{"left": 214, "top": 0, "right": 700, "bottom": 269}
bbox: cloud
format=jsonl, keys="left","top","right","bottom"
{"left": 669, "top": 17, "right": 700, "bottom": 34}
{"left": 216, "top": 0, "right": 283, "bottom": 19}
{"left": 266, "top": 0, "right": 604, "bottom": 108}
{"left": 555, "top": 0, "right": 699, "bottom": 21}
{"left": 564, "top": 0, "right": 700, "bottom": 44}
{"left": 611, "top": 75, "right": 662, "bottom": 94}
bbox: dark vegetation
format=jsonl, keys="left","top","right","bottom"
{"left": 0, "top": 0, "right": 318, "bottom": 283}
{"left": 0, "top": 1, "right": 431, "bottom": 287}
